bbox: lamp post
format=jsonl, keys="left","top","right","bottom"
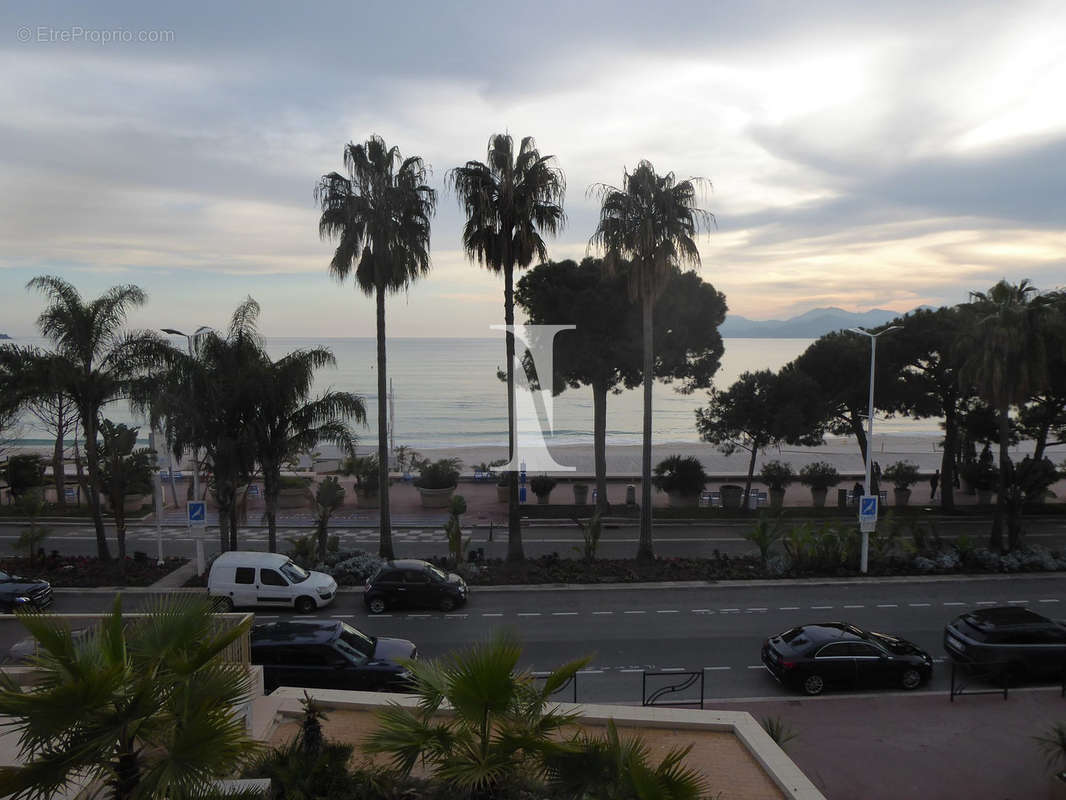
{"left": 161, "top": 326, "right": 212, "bottom": 503}
{"left": 849, "top": 325, "right": 901, "bottom": 573}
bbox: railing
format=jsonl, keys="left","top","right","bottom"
{"left": 642, "top": 670, "right": 705, "bottom": 709}
{"left": 948, "top": 658, "right": 1066, "bottom": 702}
{"left": 532, "top": 672, "right": 578, "bottom": 704}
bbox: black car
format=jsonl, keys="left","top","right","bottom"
{"left": 0, "top": 570, "right": 53, "bottom": 613}
{"left": 364, "top": 559, "right": 467, "bottom": 614}
{"left": 762, "top": 622, "right": 933, "bottom": 695}
{"left": 944, "top": 606, "right": 1066, "bottom": 682}
{"left": 251, "top": 619, "right": 416, "bottom": 693}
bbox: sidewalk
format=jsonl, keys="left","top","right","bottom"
{"left": 707, "top": 687, "right": 1064, "bottom": 800}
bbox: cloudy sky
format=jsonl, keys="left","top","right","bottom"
{"left": 1, "top": 0, "right": 1064, "bottom": 337}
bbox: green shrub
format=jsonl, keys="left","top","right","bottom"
{"left": 4, "top": 454, "right": 47, "bottom": 499}
{"left": 759, "top": 460, "right": 794, "bottom": 491}
{"left": 414, "top": 458, "right": 461, "bottom": 490}
{"left": 279, "top": 475, "right": 312, "bottom": 490}
{"left": 799, "top": 461, "right": 840, "bottom": 489}
{"left": 745, "top": 513, "right": 784, "bottom": 569}
{"left": 342, "top": 454, "right": 380, "bottom": 493}
{"left": 530, "top": 475, "right": 558, "bottom": 498}
{"left": 652, "top": 455, "right": 708, "bottom": 495}
{"left": 883, "top": 461, "right": 921, "bottom": 490}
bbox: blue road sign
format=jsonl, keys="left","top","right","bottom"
{"left": 187, "top": 501, "right": 207, "bottom": 526}
{"left": 859, "top": 496, "right": 878, "bottom": 532}
{"left": 247, "top": 484, "right": 260, "bottom": 497}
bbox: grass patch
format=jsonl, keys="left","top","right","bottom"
{"left": 1, "top": 555, "right": 187, "bottom": 587}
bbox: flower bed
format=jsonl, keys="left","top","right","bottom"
{"left": 0, "top": 555, "right": 187, "bottom": 587}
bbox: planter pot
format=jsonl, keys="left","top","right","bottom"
{"left": 535, "top": 492, "right": 551, "bottom": 505}
{"left": 573, "top": 484, "right": 589, "bottom": 505}
{"left": 496, "top": 484, "right": 509, "bottom": 502}
{"left": 355, "top": 487, "right": 379, "bottom": 508}
{"left": 769, "top": 488, "right": 786, "bottom": 509}
{"left": 894, "top": 488, "right": 912, "bottom": 507}
{"left": 666, "top": 490, "right": 699, "bottom": 507}
{"left": 277, "top": 487, "right": 310, "bottom": 509}
{"left": 720, "top": 484, "right": 743, "bottom": 510}
{"left": 977, "top": 489, "right": 993, "bottom": 505}
{"left": 810, "top": 487, "right": 828, "bottom": 508}
{"left": 418, "top": 485, "right": 456, "bottom": 509}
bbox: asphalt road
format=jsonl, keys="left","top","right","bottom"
{"left": 5, "top": 576, "right": 1066, "bottom": 704}
{"left": 4, "top": 517, "right": 1066, "bottom": 561}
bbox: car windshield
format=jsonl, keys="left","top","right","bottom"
{"left": 279, "top": 561, "right": 309, "bottom": 583}
{"left": 868, "top": 632, "right": 908, "bottom": 654}
{"left": 336, "top": 623, "right": 375, "bottom": 660}
{"left": 428, "top": 565, "right": 448, "bottom": 582}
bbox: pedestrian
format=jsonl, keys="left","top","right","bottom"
{"left": 930, "top": 469, "right": 940, "bottom": 501}
{"left": 871, "top": 462, "right": 882, "bottom": 497}
{"left": 852, "top": 480, "right": 864, "bottom": 504}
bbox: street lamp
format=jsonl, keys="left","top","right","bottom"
{"left": 162, "top": 326, "right": 212, "bottom": 503}
{"left": 849, "top": 325, "right": 901, "bottom": 573}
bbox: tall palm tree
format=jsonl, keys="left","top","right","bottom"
{"left": 449, "top": 135, "right": 566, "bottom": 561}
{"left": 0, "top": 595, "right": 258, "bottom": 800}
{"left": 316, "top": 135, "right": 436, "bottom": 560}
{"left": 249, "top": 347, "right": 366, "bottom": 553}
{"left": 25, "top": 277, "right": 164, "bottom": 561}
{"left": 959, "top": 279, "right": 1055, "bottom": 551}
{"left": 590, "top": 162, "right": 713, "bottom": 561}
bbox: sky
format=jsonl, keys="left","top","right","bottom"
{"left": 1, "top": 0, "right": 1064, "bottom": 338}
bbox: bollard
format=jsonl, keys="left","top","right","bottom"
{"left": 626, "top": 484, "right": 636, "bottom": 505}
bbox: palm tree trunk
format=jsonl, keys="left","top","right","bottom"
{"left": 638, "top": 292, "right": 654, "bottom": 562}
{"left": 229, "top": 501, "right": 238, "bottom": 552}
{"left": 53, "top": 415, "right": 66, "bottom": 508}
{"left": 991, "top": 402, "right": 1009, "bottom": 552}
{"left": 504, "top": 261, "right": 523, "bottom": 562}
{"left": 940, "top": 404, "right": 957, "bottom": 511}
{"left": 263, "top": 468, "right": 279, "bottom": 553}
{"left": 219, "top": 508, "right": 230, "bottom": 553}
{"left": 82, "top": 411, "right": 111, "bottom": 561}
{"left": 376, "top": 286, "right": 394, "bottom": 560}
{"left": 593, "top": 379, "right": 609, "bottom": 515}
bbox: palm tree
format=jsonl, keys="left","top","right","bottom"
{"left": 959, "top": 279, "right": 1055, "bottom": 551}
{"left": 25, "top": 277, "right": 164, "bottom": 561}
{"left": 363, "top": 631, "right": 587, "bottom": 796}
{"left": 316, "top": 135, "right": 437, "bottom": 560}
{"left": 312, "top": 476, "right": 346, "bottom": 561}
{"left": 0, "top": 595, "right": 258, "bottom": 800}
{"left": 249, "top": 346, "right": 365, "bottom": 553}
{"left": 449, "top": 135, "right": 566, "bottom": 562}
{"left": 590, "top": 162, "right": 713, "bottom": 561}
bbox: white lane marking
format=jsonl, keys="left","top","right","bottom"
{"left": 747, "top": 607, "right": 768, "bottom": 612}
{"left": 747, "top": 665, "right": 764, "bottom": 669}
{"left": 330, "top": 614, "right": 354, "bottom": 618}
{"left": 779, "top": 606, "right": 801, "bottom": 611}
{"left": 624, "top": 610, "right": 646, "bottom": 615}
{"left": 877, "top": 604, "right": 898, "bottom": 608}
{"left": 692, "top": 609, "right": 714, "bottom": 613}
{"left": 811, "top": 605, "right": 833, "bottom": 610}
{"left": 620, "top": 669, "right": 643, "bottom": 673}
{"left": 844, "top": 604, "right": 864, "bottom": 609}
{"left": 592, "top": 611, "right": 614, "bottom": 615}
{"left": 656, "top": 610, "right": 680, "bottom": 614}
{"left": 481, "top": 613, "right": 503, "bottom": 617}
{"left": 1040, "top": 599, "right": 1060, "bottom": 603}
{"left": 445, "top": 614, "right": 468, "bottom": 618}
{"left": 976, "top": 601, "right": 996, "bottom": 605}
{"left": 661, "top": 667, "right": 685, "bottom": 672}
{"left": 943, "top": 602, "right": 965, "bottom": 606}
{"left": 552, "top": 612, "right": 578, "bottom": 616}
{"left": 365, "top": 614, "right": 393, "bottom": 618}
{"left": 721, "top": 608, "right": 740, "bottom": 612}
{"left": 408, "top": 614, "right": 431, "bottom": 618}
{"left": 933, "top": 658, "right": 946, "bottom": 663}
{"left": 577, "top": 669, "right": 604, "bottom": 674}
{"left": 257, "top": 615, "right": 279, "bottom": 619}
{"left": 909, "top": 603, "right": 931, "bottom": 607}
{"left": 518, "top": 612, "right": 541, "bottom": 617}
{"left": 1007, "top": 600, "right": 1028, "bottom": 605}
{"left": 704, "top": 666, "right": 732, "bottom": 671}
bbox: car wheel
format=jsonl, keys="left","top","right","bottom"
{"left": 801, "top": 673, "right": 825, "bottom": 696}
{"left": 439, "top": 596, "right": 456, "bottom": 613}
{"left": 294, "top": 596, "right": 316, "bottom": 614}
{"left": 900, "top": 667, "right": 922, "bottom": 690}
{"left": 367, "top": 597, "right": 387, "bottom": 615}
{"left": 214, "top": 596, "right": 235, "bottom": 613}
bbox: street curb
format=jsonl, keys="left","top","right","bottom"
{"left": 50, "top": 569, "right": 1066, "bottom": 596}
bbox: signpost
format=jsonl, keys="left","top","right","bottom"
{"left": 187, "top": 501, "right": 207, "bottom": 575}
{"left": 859, "top": 495, "right": 878, "bottom": 534}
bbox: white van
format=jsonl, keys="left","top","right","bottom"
{"left": 208, "top": 551, "right": 338, "bottom": 614}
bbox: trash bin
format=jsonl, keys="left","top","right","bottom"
{"left": 837, "top": 488, "right": 848, "bottom": 507}
{"left": 625, "top": 484, "right": 636, "bottom": 505}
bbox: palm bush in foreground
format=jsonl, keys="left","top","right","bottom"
{"left": 0, "top": 596, "right": 258, "bottom": 800}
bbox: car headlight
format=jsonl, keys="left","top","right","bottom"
{"left": 316, "top": 586, "right": 332, "bottom": 597}
{"left": 13, "top": 596, "right": 30, "bottom": 605}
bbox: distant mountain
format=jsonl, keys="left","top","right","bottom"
{"left": 719, "top": 307, "right": 906, "bottom": 338}
{"left": 0, "top": 333, "right": 10, "bottom": 340}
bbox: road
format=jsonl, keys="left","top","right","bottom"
{"left": 5, "top": 575, "right": 1066, "bottom": 704}
{"left": 4, "top": 516, "right": 1066, "bottom": 561}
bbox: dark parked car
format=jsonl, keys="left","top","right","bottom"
{"left": 364, "top": 559, "right": 467, "bottom": 614}
{"left": 251, "top": 619, "right": 416, "bottom": 693}
{"left": 0, "top": 570, "right": 53, "bottom": 613}
{"left": 944, "top": 606, "right": 1066, "bottom": 683}
{"left": 762, "top": 622, "right": 933, "bottom": 695}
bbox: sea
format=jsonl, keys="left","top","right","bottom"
{"left": 4, "top": 337, "right": 942, "bottom": 449}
